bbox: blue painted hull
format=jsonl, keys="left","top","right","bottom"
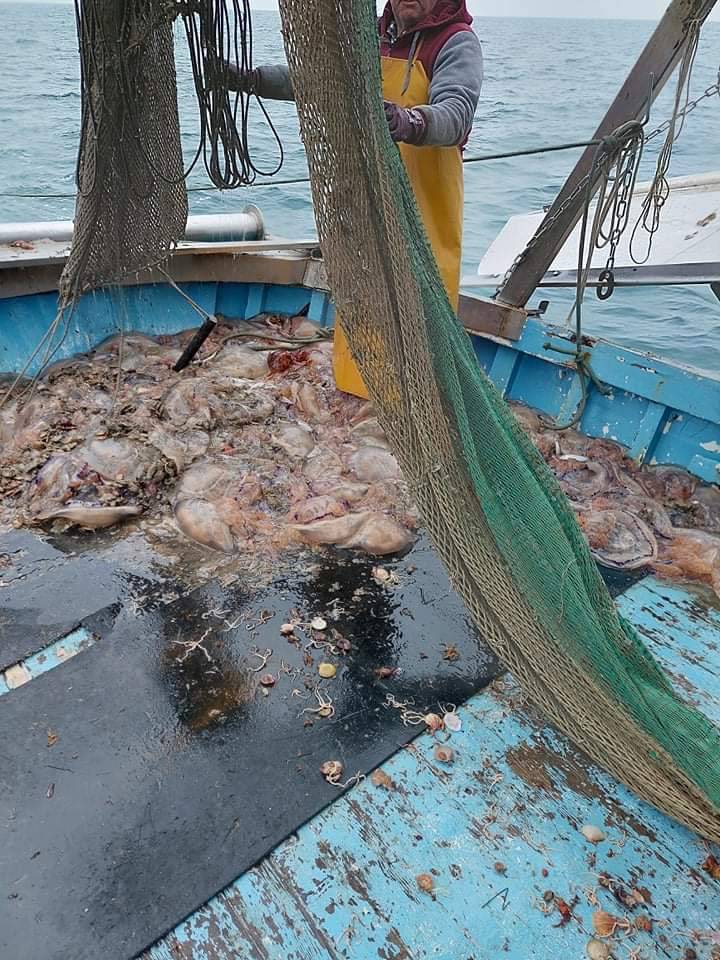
{"left": 1, "top": 276, "right": 718, "bottom": 482}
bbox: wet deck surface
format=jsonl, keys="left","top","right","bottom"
{"left": 0, "top": 537, "right": 499, "bottom": 960}
{"left": 146, "top": 578, "right": 720, "bottom": 960}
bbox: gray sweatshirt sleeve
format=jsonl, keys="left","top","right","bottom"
{"left": 254, "top": 64, "right": 294, "bottom": 101}
{"left": 418, "top": 32, "right": 483, "bottom": 147}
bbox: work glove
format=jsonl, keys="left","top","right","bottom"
{"left": 383, "top": 100, "right": 427, "bottom": 146}
{"left": 224, "top": 64, "right": 258, "bottom": 94}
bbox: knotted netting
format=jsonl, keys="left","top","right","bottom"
{"left": 277, "top": 0, "right": 720, "bottom": 839}
{"left": 61, "top": 0, "right": 720, "bottom": 840}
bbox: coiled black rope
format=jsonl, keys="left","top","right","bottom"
{"left": 180, "top": 0, "right": 284, "bottom": 187}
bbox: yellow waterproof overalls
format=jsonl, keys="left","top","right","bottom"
{"left": 332, "top": 45, "right": 464, "bottom": 399}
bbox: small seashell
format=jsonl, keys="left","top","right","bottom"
{"left": 592, "top": 910, "right": 620, "bottom": 938}
{"left": 4, "top": 663, "right": 31, "bottom": 689}
{"left": 374, "top": 666, "right": 399, "bottom": 680}
{"left": 372, "top": 565, "right": 400, "bottom": 586}
{"left": 318, "top": 662, "right": 337, "bottom": 679}
{"left": 320, "top": 760, "right": 343, "bottom": 783}
{"left": 280, "top": 623, "right": 295, "bottom": 636}
{"left": 581, "top": 824, "right": 606, "bottom": 844}
{"left": 416, "top": 873, "right": 434, "bottom": 894}
{"left": 311, "top": 616, "right": 328, "bottom": 631}
{"left": 433, "top": 745, "right": 454, "bottom": 764}
{"left": 259, "top": 673, "right": 276, "bottom": 687}
{"left": 443, "top": 712, "right": 462, "bottom": 733}
{"left": 371, "top": 769, "right": 394, "bottom": 790}
{"left": 317, "top": 705, "right": 333, "bottom": 718}
{"left": 424, "top": 713, "right": 444, "bottom": 733}
{"left": 586, "top": 940, "right": 612, "bottom": 960}
{"left": 494, "top": 861, "right": 507, "bottom": 875}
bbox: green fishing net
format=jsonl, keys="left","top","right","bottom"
{"left": 278, "top": 0, "right": 720, "bottom": 839}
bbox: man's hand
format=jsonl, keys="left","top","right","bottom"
{"left": 225, "top": 64, "right": 258, "bottom": 93}
{"left": 383, "top": 101, "right": 427, "bottom": 146}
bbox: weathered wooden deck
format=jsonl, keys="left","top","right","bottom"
{"left": 146, "top": 577, "right": 720, "bottom": 960}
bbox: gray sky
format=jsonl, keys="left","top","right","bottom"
{"left": 3, "top": 0, "right": 719, "bottom": 17}
{"left": 249, "top": 0, "right": 720, "bottom": 17}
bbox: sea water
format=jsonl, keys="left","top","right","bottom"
{"left": 0, "top": 3, "right": 718, "bottom": 372}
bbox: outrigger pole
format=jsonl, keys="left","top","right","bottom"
{"left": 463, "top": 0, "right": 719, "bottom": 337}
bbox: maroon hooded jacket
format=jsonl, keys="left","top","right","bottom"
{"left": 378, "top": 0, "right": 475, "bottom": 85}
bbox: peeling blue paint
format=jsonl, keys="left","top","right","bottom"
{"left": 0, "top": 626, "right": 94, "bottom": 696}
{"left": 145, "top": 577, "right": 720, "bottom": 960}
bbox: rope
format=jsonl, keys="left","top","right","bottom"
{"left": 180, "top": 0, "right": 285, "bottom": 186}
{"left": 541, "top": 120, "right": 644, "bottom": 431}
{"left": 0, "top": 138, "right": 609, "bottom": 201}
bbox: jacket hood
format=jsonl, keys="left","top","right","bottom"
{"left": 378, "top": 0, "right": 473, "bottom": 38}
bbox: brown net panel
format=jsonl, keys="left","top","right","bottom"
{"left": 59, "top": 0, "right": 188, "bottom": 304}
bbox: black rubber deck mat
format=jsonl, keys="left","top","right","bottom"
{"left": 0, "top": 538, "right": 500, "bottom": 960}
{"left": 0, "top": 530, "right": 130, "bottom": 670}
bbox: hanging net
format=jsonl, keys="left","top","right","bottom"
{"left": 60, "top": 0, "right": 188, "bottom": 304}
{"left": 61, "top": 0, "right": 720, "bottom": 840}
{"left": 60, "top": 0, "right": 281, "bottom": 305}
{"left": 277, "top": 0, "right": 720, "bottom": 840}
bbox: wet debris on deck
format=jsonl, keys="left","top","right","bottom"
{"left": 0, "top": 315, "right": 719, "bottom": 598}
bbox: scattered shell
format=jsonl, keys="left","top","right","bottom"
{"left": 374, "top": 666, "right": 399, "bottom": 680}
{"left": 320, "top": 760, "right": 343, "bottom": 784}
{"left": 443, "top": 712, "right": 462, "bottom": 733}
{"left": 433, "top": 745, "right": 454, "bottom": 764}
{"left": 280, "top": 623, "right": 295, "bottom": 636}
{"left": 47, "top": 729, "right": 59, "bottom": 747}
{"left": 4, "top": 663, "right": 31, "bottom": 689}
{"left": 635, "top": 915, "right": 653, "bottom": 933}
{"left": 581, "top": 824, "right": 607, "bottom": 844}
{"left": 372, "top": 565, "right": 400, "bottom": 586}
{"left": 311, "top": 617, "right": 328, "bottom": 631}
{"left": 371, "top": 769, "right": 395, "bottom": 790}
{"left": 416, "top": 873, "right": 434, "bottom": 894}
{"left": 592, "top": 910, "right": 621, "bottom": 938}
{"left": 318, "top": 662, "right": 337, "bottom": 679}
{"left": 259, "top": 673, "right": 276, "bottom": 687}
{"left": 586, "top": 940, "right": 612, "bottom": 960}
{"left": 424, "top": 713, "right": 444, "bottom": 733}
{"left": 494, "top": 861, "right": 507, "bottom": 874}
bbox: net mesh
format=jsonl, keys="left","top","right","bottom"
{"left": 60, "top": 0, "right": 188, "bottom": 304}
{"left": 278, "top": 0, "right": 720, "bottom": 838}
{"left": 62, "top": 0, "right": 720, "bottom": 839}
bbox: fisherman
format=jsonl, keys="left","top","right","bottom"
{"left": 227, "top": 0, "right": 483, "bottom": 397}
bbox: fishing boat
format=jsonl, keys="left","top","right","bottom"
{"left": 2, "top": 0, "right": 720, "bottom": 954}
{"left": 1, "top": 192, "right": 719, "bottom": 958}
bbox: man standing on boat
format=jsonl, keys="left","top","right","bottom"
{"left": 228, "top": 0, "right": 483, "bottom": 397}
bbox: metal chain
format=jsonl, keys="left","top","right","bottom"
{"left": 494, "top": 63, "right": 720, "bottom": 297}
{"left": 644, "top": 69, "right": 720, "bottom": 143}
